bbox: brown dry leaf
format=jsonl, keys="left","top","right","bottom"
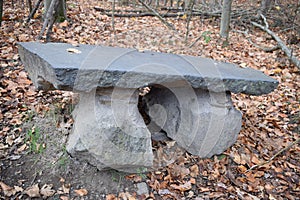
{"left": 198, "top": 187, "right": 210, "bottom": 192}
{"left": 166, "top": 140, "right": 176, "bottom": 148}
{"left": 106, "top": 194, "right": 116, "bottom": 200}
{"left": 33, "top": 12, "right": 39, "bottom": 19}
{"left": 66, "top": 48, "right": 81, "bottom": 54}
{"left": 0, "top": 181, "right": 17, "bottom": 197}
{"left": 14, "top": 186, "right": 23, "bottom": 193}
{"left": 170, "top": 163, "right": 190, "bottom": 178}
{"left": 40, "top": 184, "right": 55, "bottom": 197}
{"left": 60, "top": 20, "right": 69, "bottom": 28}
{"left": 58, "top": 183, "right": 70, "bottom": 194}
{"left": 254, "top": 171, "right": 264, "bottom": 178}
{"left": 25, "top": 184, "right": 40, "bottom": 198}
{"left": 125, "top": 174, "right": 142, "bottom": 183}
{"left": 190, "top": 178, "right": 196, "bottom": 185}
{"left": 245, "top": 172, "right": 256, "bottom": 183}
{"left": 190, "top": 164, "right": 199, "bottom": 177}
{"left": 240, "top": 153, "right": 250, "bottom": 165}
{"left": 264, "top": 183, "right": 274, "bottom": 193}
{"left": 59, "top": 177, "right": 65, "bottom": 183}
{"left": 237, "top": 165, "right": 247, "bottom": 173}
{"left": 232, "top": 152, "right": 241, "bottom": 164}
{"left": 119, "top": 192, "right": 136, "bottom": 200}
{"left": 60, "top": 196, "right": 69, "bottom": 200}
{"left": 17, "top": 143, "right": 27, "bottom": 153}
{"left": 159, "top": 180, "right": 168, "bottom": 189}
{"left": 274, "top": 167, "right": 283, "bottom": 173}
{"left": 26, "top": 88, "right": 37, "bottom": 96}
{"left": 74, "top": 188, "right": 88, "bottom": 196}
{"left": 170, "top": 181, "right": 192, "bottom": 192}
{"left": 6, "top": 135, "right": 15, "bottom": 146}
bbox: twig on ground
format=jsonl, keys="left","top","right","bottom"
{"left": 235, "top": 29, "right": 280, "bottom": 52}
{"left": 189, "top": 35, "right": 202, "bottom": 48}
{"left": 94, "top": 6, "right": 147, "bottom": 13}
{"left": 251, "top": 14, "right": 300, "bottom": 69}
{"left": 247, "top": 137, "right": 300, "bottom": 172}
{"left": 138, "top": 0, "right": 175, "bottom": 30}
{"left": 0, "top": 58, "right": 14, "bottom": 61}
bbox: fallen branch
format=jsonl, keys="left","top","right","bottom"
{"left": 95, "top": 6, "right": 221, "bottom": 18}
{"left": 251, "top": 15, "right": 300, "bottom": 69}
{"left": 94, "top": 11, "right": 182, "bottom": 18}
{"left": 235, "top": 29, "right": 280, "bottom": 52}
{"left": 94, "top": 6, "right": 254, "bottom": 19}
{"left": 189, "top": 35, "right": 202, "bottom": 48}
{"left": 138, "top": 0, "right": 175, "bottom": 30}
{"left": 94, "top": 6, "right": 147, "bottom": 13}
{"left": 247, "top": 137, "right": 300, "bottom": 172}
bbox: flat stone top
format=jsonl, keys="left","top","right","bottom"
{"left": 18, "top": 42, "right": 278, "bottom": 95}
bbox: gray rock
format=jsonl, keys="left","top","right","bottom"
{"left": 143, "top": 86, "right": 242, "bottom": 157}
{"left": 17, "top": 42, "right": 278, "bottom": 171}
{"left": 136, "top": 182, "right": 149, "bottom": 196}
{"left": 18, "top": 42, "right": 278, "bottom": 95}
{"left": 67, "top": 88, "right": 153, "bottom": 172}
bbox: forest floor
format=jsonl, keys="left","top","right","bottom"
{"left": 0, "top": 0, "right": 299, "bottom": 199}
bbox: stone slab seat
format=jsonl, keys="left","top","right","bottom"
{"left": 18, "top": 42, "right": 278, "bottom": 172}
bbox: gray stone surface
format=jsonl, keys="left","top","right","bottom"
{"left": 66, "top": 88, "right": 153, "bottom": 172}
{"left": 136, "top": 182, "right": 149, "bottom": 196}
{"left": 143, "top": 86, "right": 242, "bottom": 157}
{"left": 18, "top": 42, "right": 278, "bottom": 95}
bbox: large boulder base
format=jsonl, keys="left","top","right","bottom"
{"left": 143, "top": 86, "right": 242, "bottom": 158}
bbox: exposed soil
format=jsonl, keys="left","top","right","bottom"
{"left": 1, "top": 109, "right": 142, "bottom": 199}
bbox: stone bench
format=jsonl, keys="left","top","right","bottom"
{"left": 18, "top": 42, "right": 278, "bottom": 172}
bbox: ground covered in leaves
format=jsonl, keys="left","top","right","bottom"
{"left": 0, "top": 0, "right": 299, "bottom": 199}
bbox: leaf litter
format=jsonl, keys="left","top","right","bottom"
{"left": 0, "top": 0, "right": 299, "bottom": 199}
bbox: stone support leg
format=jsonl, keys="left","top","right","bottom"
{"left": 143, "top": 86, "right": 242, "bottom": 158}
{"left": 66, "top": 87, "right": 153, "bottom": 172}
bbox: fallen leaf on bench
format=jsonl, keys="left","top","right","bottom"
{"left": 66, "top": 48, "right": 81, "bottom": 54}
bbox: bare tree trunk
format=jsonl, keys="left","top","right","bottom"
{"left": 45, "top": 0, "right": 66, "bottom": 22}
{"left": 26, "top": 0, "right": 43, "bottom": 23}
{"left": 38, "top": 0, "right": 61, "bottom": 41}
{"left": 259, "top": 0, "right": 272, "bottom": 15}
{"left": 0, "top": 0, "right": 3, "bottom": 27}
{"left": 27, "top": 0, "right": 33, "bottom": 12}
{"left": 220, "top": 0, "right": 232, "bottom": 40}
